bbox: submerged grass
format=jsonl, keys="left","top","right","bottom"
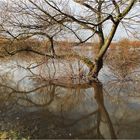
{"left": 0, "top": 130, "right": 30, "bottom": 140}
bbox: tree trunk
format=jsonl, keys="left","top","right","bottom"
{"left": 88, "top": 22, "right": 119, "bottom": 80}
{"left": 89, "top": 58, "right": 103, "bottom": 79}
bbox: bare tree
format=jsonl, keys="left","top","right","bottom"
{"left": 44, "top": 0, "right": 139, "bottom": 78}
{"left": 1, "top": 0, "right": 140, "bottom": 80}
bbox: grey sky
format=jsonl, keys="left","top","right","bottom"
{"left": 0, "top": 0, "right": 139, "bottom": 41}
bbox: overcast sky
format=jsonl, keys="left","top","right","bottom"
{"left": 0, "top": 0, "right": 139, "bottom": 41}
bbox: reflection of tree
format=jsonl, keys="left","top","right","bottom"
{"left": 17, "top": 85, "right": 56, "bottom": 107}
{"left": 93, "top": 82, "right": 116, "bottom": 139}
{"left": 0, "top": 76, "right": 116, "bottom": 139}
{"left": 60, "top": 81, "right": 116, "bottom": 139}
{"left": 27, "top": 81, "right": 116, "bottom": 138}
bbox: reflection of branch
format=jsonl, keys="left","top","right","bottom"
{"left": 17, "top": 85, "right": 56, "bottom": 107}
{"left": 0, "top": 83, "right": 49, "bottom": 94}
{"left": 52, "top": 81, "right": 91, "bottom": 89}
{"left": 0, "top": 75, "right": 117, "bottom": 138}
{"left": 0, "top": 79, "right": 92, "bottom": 96}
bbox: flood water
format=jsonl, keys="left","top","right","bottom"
{"left": 0, "top": 47, "right": 140, "bottom": 139}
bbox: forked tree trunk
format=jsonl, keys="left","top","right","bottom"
{"left": 87, "top": 0, "right": 136, "bottom": 80}
{"left": 89, "top": 22, "right": 119, "bottom": 80}
{"left": 89, "top": 58, "right": 103, "bottom": 79}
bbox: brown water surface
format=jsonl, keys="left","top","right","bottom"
{"left": 0, "top": 47, "right": 140, "bottom": 139}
